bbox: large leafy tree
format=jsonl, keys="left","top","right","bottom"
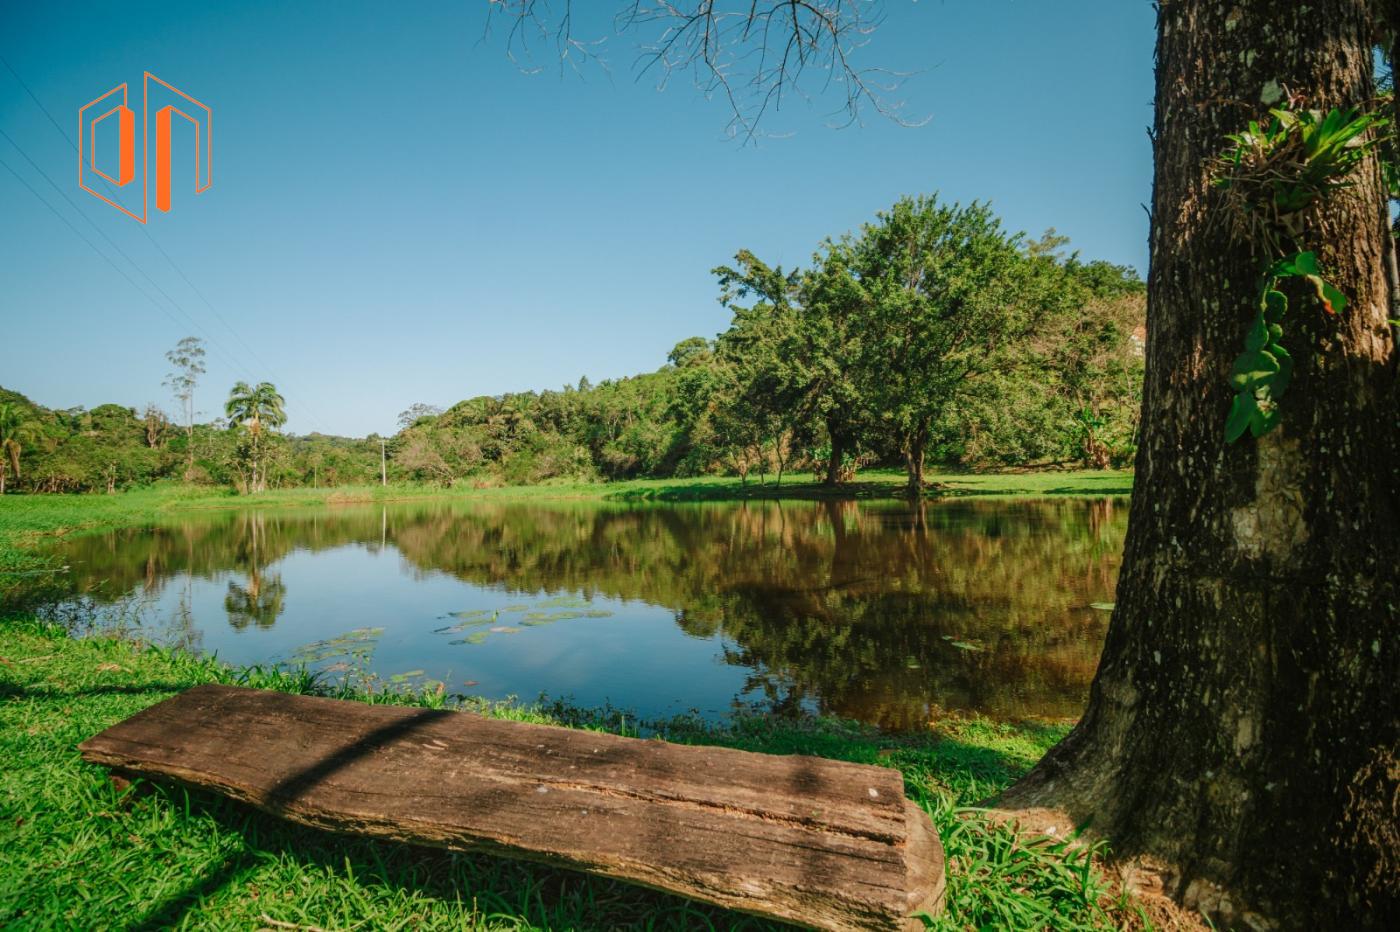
{"left": 714, "top": 247, "right": 869, "bottom": 485}
{"left": 0, "top": 402, "right": 36, "bottom": 494}
{"left": 798, "top": 241, "right": 874, "bottom": 484}
{"left": 224, "top": 381, "right": 286, "bottom": 493}
{"left": 713, "top": 253, "right": 815, "bottom": 484}
{"left": 853, "top": 196, "right": 1035, "bottom": 496}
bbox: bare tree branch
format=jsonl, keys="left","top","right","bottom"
{"left": 481, "top": 1, "right": 926, "bottom": 141}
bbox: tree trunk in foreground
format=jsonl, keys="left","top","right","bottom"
{"left": 1001, "top": 2, "right": 1399, "bottom": 928}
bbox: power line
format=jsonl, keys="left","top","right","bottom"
{"left": 0, "top": 127, "right": 255, "bottom": 385}
{"left": 0, "top": 53, "right": 339, "bottom": 435}
{"left": 0, "top": 151, "right": 229, "bottom": 348}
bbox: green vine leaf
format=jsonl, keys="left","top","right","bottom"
{"left": 1244, "top": 314, "right": 1269, "bottom": 352}
{"left": 1270, "top": 251, "right": 1320, "bottom": 277}
{"left": 1230, "top": 349, "right": 1280, "bottom": 391}
{"left": 1225, "top": 393, "right": 1257, "bottom": 443}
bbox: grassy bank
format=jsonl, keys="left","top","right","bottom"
{"left": 0, "top": 618, "right": 1148, "bottom": 930}
{"left": 0, "top": 469, "right": 1131, "bottom": 575}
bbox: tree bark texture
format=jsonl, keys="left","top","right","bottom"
{"left": 826, "top": 416, "right": 848, "bottom": 486}
{"left": 1001, "top": 2, "right": 1399, "bottom": 928}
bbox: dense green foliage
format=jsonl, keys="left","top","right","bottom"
{"left": 0, "top": 618, "right": 1150, "bottom": 930}
{"left": 0, "top": 194, "right": 1142, "bottom": 496}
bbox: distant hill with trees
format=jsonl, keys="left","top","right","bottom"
{"left": 0, "top": 194, "right": 1142, "bottom": 495}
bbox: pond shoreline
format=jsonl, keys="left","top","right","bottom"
{"left": 0, "top": 473, "right": 1152, "bottom": 927}
{"left": 0, "top": 469, "right": 1131, "bottom": 574}
{"left": 8, "top": 494, "right": 1124, "bottom": 727}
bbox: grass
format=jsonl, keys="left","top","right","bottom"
{"left": 0, "top": 618, "right": 1147, "bottom": 931}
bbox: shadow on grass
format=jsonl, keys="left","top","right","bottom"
{"left": 604, "top": 479, "right": 907, "bottom": 503}
{"left": 601, "top": 477, "right": 1130, "bottom": 504}
{"left": 0, "top": 682, "right": 188, "bottom": 700}
{"left": 128, "top": 844, "right": 256, "bottom": 932}
{"left": 933, "top": 483, "right": 1132, "bottom": 498}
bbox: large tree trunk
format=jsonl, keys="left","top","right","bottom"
{"left": 824, "top": 416, "right": 847, "bottom": 486}
{"left": 902, "top": 427, "right": 926, "bottom": 498}
{"left": 1000, "top": 2, "right": 1399, "bottom": 928}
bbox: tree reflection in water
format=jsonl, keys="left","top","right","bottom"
{"left": 34, "top": 496, "right": 1127, "bottom": 728}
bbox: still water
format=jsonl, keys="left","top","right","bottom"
{"left": 27, "top": 497, "right": 1126, "bottom": 729}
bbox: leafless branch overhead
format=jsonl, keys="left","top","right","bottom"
{"left": 481, "top": 1, "right": 925, "bottom": 140}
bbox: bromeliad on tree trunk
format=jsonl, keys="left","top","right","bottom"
{"left": 1212, "top": 103, "right": 1389, "bottom": 441}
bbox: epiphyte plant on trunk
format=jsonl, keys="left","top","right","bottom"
{"left": 1212, "top": 103, "right": 1389, "bottom": 441}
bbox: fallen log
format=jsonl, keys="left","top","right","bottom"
{"left": 79, "top": 684, "right": 945, "bottom": 930}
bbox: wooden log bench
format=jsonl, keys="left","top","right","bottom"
{"left": 78, "top": 685, "right": 944, "bottom": 931}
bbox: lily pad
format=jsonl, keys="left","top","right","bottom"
{"left": 449, "top": 633, "right": 489, "bottom": 646}
{"left": 534, "top": 595, "right": 591, "bottom": 609}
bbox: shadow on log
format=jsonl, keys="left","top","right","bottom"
{"left": 79, "top": 684, "right": 945, "bottom": 931}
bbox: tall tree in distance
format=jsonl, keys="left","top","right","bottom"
{"left": 0, "top": 402, "right": 36, "bottom": 495}
{"left": 397, "top": 402, "right": 444, "bottom": 430}
{"left": 225, "top": 381, "right": 286, "bottom": 493}
{"left": 714, "top": 246, "right": 872, "bottom": 486}
{"left": 1000, "top": 2, "right": 1398, "bottom": 926}
{"left": 854, "top": 196, "right": 1035, "bottom": 496}
{"left": 164, "top": 336, "right": 206, "bottom": 475}
{"left": 800, "top": 241, "right": 873, "bottom": 485}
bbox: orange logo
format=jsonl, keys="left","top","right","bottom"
{"left": 79, "top": 72, "right": 211, "bottom": 222}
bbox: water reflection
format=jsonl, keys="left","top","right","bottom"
{"left": 23, "top": 497, "right": 1126, "bottom": 728}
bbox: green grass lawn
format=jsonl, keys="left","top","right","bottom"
{"left": 0, "top": 619, "right": 1147, "bottom": 931}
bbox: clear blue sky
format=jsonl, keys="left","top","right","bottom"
{"left": 0, "top": 1, "right": 1156, "bottom": 437}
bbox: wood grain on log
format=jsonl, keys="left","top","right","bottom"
{"left": 78, "top": 685, "right": 945, "bottom": 930}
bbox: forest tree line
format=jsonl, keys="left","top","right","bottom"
{"left": 0, "top": 194, "right": 1143, "bottom": 495}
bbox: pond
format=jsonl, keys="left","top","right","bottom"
{"left": 24, "top": 497, "right": 1126, "bottom": 729}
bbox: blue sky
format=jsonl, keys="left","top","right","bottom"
{"left": 0, "top": 1, "right": 1156, "bottom": 436}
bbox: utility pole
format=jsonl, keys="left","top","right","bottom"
{"left": 380, "top": 438, "right": 387, "bottom": 487}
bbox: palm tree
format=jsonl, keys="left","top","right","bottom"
{"left": 0, "top": 403, "right": 36, "bottom": 495}
{"left": 224, "top": 572, "right": 287, "bottom": 630}
{"left": 224, "top": 381, "right": 286, "bottom": 493}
